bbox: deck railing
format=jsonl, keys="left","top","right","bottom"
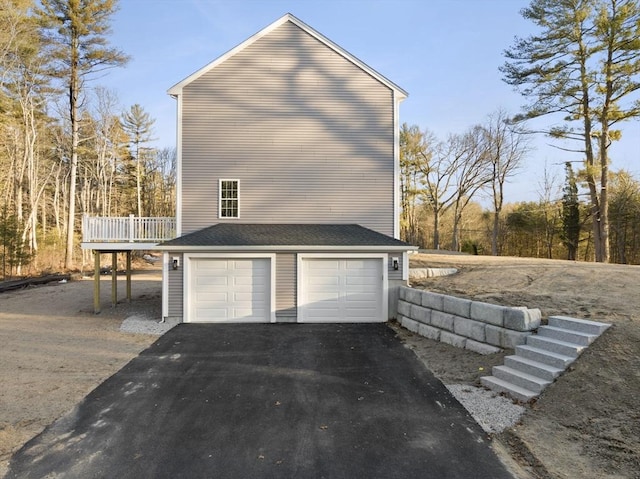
{"left": 82, "top": 215, "right": 176, "bottom": 243}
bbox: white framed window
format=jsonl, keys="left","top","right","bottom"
{"left": 219, "top": 179, "right": 239, "bottom": 218}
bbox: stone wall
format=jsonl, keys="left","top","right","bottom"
{"left": 397, "top": 286, "right": 541, "bottom": 355}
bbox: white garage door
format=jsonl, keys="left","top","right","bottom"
{"left": 189, "top": 258, "right": 271, "bottom": 323}
{"left": 300, "top": 258, "right": 384, "bottom": 323}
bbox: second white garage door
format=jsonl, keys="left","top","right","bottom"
{"left": 300, "top": 258, "right": 384, "bottom": 323}
{"left": 188, "top": 258, "right": 272, "bottom": 323}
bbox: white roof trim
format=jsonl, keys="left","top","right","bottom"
{"left": 167, "top": 13, "right": 408, "bottom": 99}
{"left": 150, "top": 245, "right": 418, "bottom": 253}
{"left": 154, "top": 244, "right": 417, "bottom": 252}
{"left": 81, "top": 242, "right": 160, "bottom": 251}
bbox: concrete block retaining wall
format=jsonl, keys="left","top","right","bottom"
{"left": 397, "top": 286, "right": 541, "bottom": 355}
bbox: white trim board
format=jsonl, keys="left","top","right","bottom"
{"left": 162, "top": 252, "right": 169, "bottom": 319}
{"left": 157, "top": 245, "right": 416, "bottom": 252}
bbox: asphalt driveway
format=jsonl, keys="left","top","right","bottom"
{"left": 6, "top": 324, "right": 514, "bottom": 478}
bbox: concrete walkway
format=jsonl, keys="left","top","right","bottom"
{"left": 6, "top": 324, "right": 514, "bottom": 478}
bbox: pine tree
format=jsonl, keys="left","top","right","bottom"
{"left": 121, "top": 104, "right": 155, "bottom": 217}
{"left": 561, "top": 162, "right": 581, "bottom": 260}
{"left": 502, "top": 0, "right": 640, "bottom": 263}
{"left": 36, "top": 0, "right": 128, "bottom": 269}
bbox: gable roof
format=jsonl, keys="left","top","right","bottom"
{"left": 157, "top": 224, "right": 415, "bottom": 251}
{"left": 167, "top": 13, "right": 408, "bottom": 99}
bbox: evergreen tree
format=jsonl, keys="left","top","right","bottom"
{"left": 121, "top": 103, "right": 155, "bottom": 217}
{"left": 561, "top": 162, "right": 581, "bottom": 260}
{"left": 36, "top": 0, "right": 129, "bottom": 269}
{"left": 502, "top": 0, "right": 640, "bottom": 263}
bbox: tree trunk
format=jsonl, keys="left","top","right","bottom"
{"left": 492, "top": 210, "right": 500, "bottom": 256}
{"left": 451, "top": 212, "right": 462, "bottom": 252}
{"left": 432, "top": 209, "right": 440, "bottom": 250}
{"left": 65, "top": 51, "right": 79, "bottom": 270}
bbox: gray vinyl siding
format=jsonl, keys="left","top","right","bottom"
{"left": 276, "top": 253, "right": 296, "bottom": 319}
{"left": 168, "top": 254, "right": 183, "bottom": 318}
{"left": 387, "top": 252, "right": 403, "bottom": 281}
{"left": 181, "top": 20, "right": 395, "bottom": 236}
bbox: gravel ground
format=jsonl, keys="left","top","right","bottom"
{"left": 446, "top": 384, "right": 525, "bottom": 434}
{"left": 119, "top": 315, "right": 180, "bottom": 335}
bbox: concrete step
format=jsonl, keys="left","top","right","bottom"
{"left": 527, "top": 335, "right": 585, "bottom": 358}
{"left": 548, "top": 315, "right": 611, "bottom": 335}
{"left": 516, "top": 344, "right": 575, "bottom": 369}
{"left": 480, "top": 376, "right": 538, "bottom": 403}
{"left": 493, "top": 365, "right": 552, "bottom": 393}
{"left": 537, "top": 325, "right": 596, "bottom": 346}
{"left": 504, "top": 355, "right": 564, "bottom": 381}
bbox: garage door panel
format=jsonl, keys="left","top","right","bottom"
{"left": 233, "top": 291, "right": 265, "bottom": 302}
{"left": 194, "top": 307, "right": 229, "bottom": 321}
{"left": 305, "top": 305, "right": 341, "bottom": 319}
{"left": 231, "top": 260, "right": 256, "bottom": 269}
{"left": 301, "top": 258, "right": 383, "bottom": 323}
{"left": 345, "top": 259, "right": 378, "bottom": 269}
{"left": 196, "top": 276, "right": 229, "bottom": 288}
{"left": 308, "top": 276, "right": 340, "bottom": 288}
{"left": 233, "top": 277, "right": 265, "bottom": 287}
{"left": 308, "top": 291, "right": 340, "bottom": 302}
{"left": 231, "top": 308, "right": 257, "bottom": 319}
{"left": 345, "top": 292, "right": 378, "bottom": 302}
{"left": 195, "top": 292, "right": 228, "bottom": 302}
{"left": 345, "top": 275, "right": 378, "bottom": 285}
{"left": 344, "top": 306, "right": 378, "bottom": 316}
{"left": 308, "top": 262, "right": 340, "bottom": 272}
{"left": 195, "top": 260, "right": 228, "bottom": 272}
{"left": 189, "top": 258, "right": 271, "bottom": 323}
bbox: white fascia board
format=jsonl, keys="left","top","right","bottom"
{"left": 393, "top": 89, "right": 400, "bottom": 239}
{"left": 81, "top": 242, "right": 160, "bottom": 251}
{"left": 162, "top": 252, "right": 168, "bottom": 319}
{"left": 402, "top": 251, "right": 409, "bottom": 281}
{"left": 175, "top": 94, "right": 183, "bottom": 236}
{"left": 155, "top": 245, "right": 418, "bottom": 252}
{"left": 167, "top": 13, "right": 408, "bottom": 99}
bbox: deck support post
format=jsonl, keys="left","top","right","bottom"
{"left": 111, "top": 251, "right": 117, "bottom": 308}
{"left": 94, "top": 251, "right": 101, "bottom": 314}
{"left": 126, "top": 251, "right": 132, "bottom": 302}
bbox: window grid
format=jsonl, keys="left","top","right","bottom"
{"left": 219, "top": 180, "right": 239, "bottom": 218}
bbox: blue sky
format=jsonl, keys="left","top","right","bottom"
{"left": 102, "top": 0, "right": 638, "bottom": 203}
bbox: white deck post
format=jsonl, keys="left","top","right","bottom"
{"left": 129, "top": 214, "right": 135, "bottom": 242}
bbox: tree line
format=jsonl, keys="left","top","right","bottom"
{"left": 402, "top": 147, "right": 640, "bottom": 264}
{"left": 401, "top": 0, "right": 640, "bottom": 264}
{"left": 1, "top": 0, "right": 175, "bottom": 278}
{"left": 1, "top": 0, "right": 639, "bottom": 278}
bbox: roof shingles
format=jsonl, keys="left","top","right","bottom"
{"left": 160, "top": 224, "right": 413, "bottom": 248}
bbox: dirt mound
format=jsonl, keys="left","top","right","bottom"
{"left": 408, "top": 253, "right": 640, "bottom": 479}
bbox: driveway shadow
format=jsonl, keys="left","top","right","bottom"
{"left": 6, "top": 324, "right": 514, "bottom": 478}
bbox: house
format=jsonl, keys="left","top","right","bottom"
{"left": 156, "top": 13, "right": 416, "bottom": 323}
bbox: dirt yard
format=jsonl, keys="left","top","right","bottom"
{"left": 0, "top": 268, "right": 162, "bottom": 477}
{"left": 1, "top": 255, "right": 639, "bottom": 478}
{"left": 407, "top": 253, "right": 640, "bottom": 479}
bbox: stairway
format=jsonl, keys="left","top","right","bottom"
{"left": 480, "top": 316, "right": 610, "bottom": 402}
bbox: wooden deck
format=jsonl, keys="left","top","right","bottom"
{"left": 81, "top": 215, "right": 176, "bottom": 248}
{"left": 81, "top": 215, "right": 176, "bottom": 313}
